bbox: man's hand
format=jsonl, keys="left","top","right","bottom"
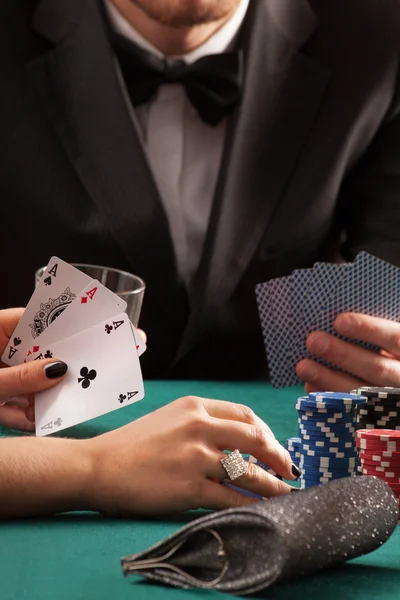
{"left": 296, "top": 312, "right": 400, "bottom": 392}
{"left": 0, "top": 396, "right": 299, "bottom": 518}
{"left": 0, "top": 308, "right": 68, "bottom": 431}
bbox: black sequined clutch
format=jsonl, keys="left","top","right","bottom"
{"left": 121, "top": 476, "right": 398, "bottom": 596}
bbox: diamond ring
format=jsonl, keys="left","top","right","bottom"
{"left": 220, "top": 449, "right": 249, "bottom": 481}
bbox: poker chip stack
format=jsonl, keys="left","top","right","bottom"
{"left": 352, "top": 387, "right": 400, "bottom": 431}
{"left": 295, "top": 392, "right": 367, "bottom": 489}
{"left": 356, "top": 429, "right": 400, "bottom": 520}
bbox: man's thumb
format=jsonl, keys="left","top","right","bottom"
{"left": 0, "top": 359, "right": 68, "bottom": 399}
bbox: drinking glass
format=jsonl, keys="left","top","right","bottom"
{"left": 35, "top": 263, "right": 145, "bottom": 326}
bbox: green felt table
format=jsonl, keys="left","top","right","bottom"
{"left": 0, "top": 381, "right": 399, "bottom": 600}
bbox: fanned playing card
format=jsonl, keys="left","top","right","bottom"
{"left": 292, "top": 262, "right": 350, "bottom": 364}
{"left": 308, "top": 252, "right": 400, "bottom": 354}
{"left": 255, "top": 252, "right": 400, "bottom": 388}
{"left": 2, "top": 257, "right": 92, "bottom": 366}
{"left": 267, "top": 276, "right": 299, "bottom": 387}
{"left": 256, "top": 277, "right": 299, "bottom": 388}
{"left": 32, "top": 314, "right": 144, "bottom": 436}
{"left": 24, "top": 280, "right": 126, "bottom": 359}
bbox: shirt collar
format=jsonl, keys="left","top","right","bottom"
{"left": 104, "top": 0, "right": 250, "bottom": 63}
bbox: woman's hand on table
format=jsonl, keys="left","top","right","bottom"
{"left": 85, "top": 396, "right": 299, "bottom": 518}
{"left": 296, "top": 312, "right": 400, "bottom": 392}
{"left": 0, "top": 308, "right": 68, "bottom": 431}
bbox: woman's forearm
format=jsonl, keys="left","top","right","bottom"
{"left": 0, "top": 437, "right": 93, "bottom": 518}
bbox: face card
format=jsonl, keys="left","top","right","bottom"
{"left": 34, "top": 313, "right": 144, "bottom": 436}
{"left": 2, "top": 257, "right": 93, "bottom": 367}
{"left": 24, "top": 280, "right": 127, "bottom": 358}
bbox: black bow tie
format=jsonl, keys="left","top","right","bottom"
{"left": 112, "top": 35, "right": 243, "bottom": 127}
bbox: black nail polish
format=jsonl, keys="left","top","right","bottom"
{"left": 291, "top": 463, "right": 302, "bottom": 479}
{"left": 290, "top": 488, "right": 301, "bottom": 493}
{"left": 44, "top": 361, "right": 68, "bottom": 379}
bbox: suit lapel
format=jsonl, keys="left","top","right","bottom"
{"left": 26, "top": 0, "right": 188, "bottom": 327}
{"left": 178, "top": 0, "right": 331, "bottom": 359}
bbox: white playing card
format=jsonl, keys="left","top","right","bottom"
{"left": 34, "top": 314, "right": 144, "bottom": 436}
{"left": 2, "top": 257, "right": 93, "bottom": 367}
{"left": 24, "top": 280, "right": 126, "bottom": 359}
{"left": 130, "top": 323, "right": 146, "bottom": 357}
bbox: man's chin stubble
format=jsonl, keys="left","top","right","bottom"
{"left": 127, "top": 0, "right": 240, "bottom": 28}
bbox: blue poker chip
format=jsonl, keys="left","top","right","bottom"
{"left": 299, "top": 464, "right": 357, "bottom": 474}
{"left": 301, "top": 439, "right": 357, "bottom": 449}
{"left": 301, "top": 446, "right": 357, "bottom": 457}
{"left": 297, "top": 394, "right": 363, "bottom": 407}
{"left": 299, "top": 428, "right": 355, "bottom": 440}
{"left": 298, "top": 462, "right": 357, "bottom": 473}
{"left": 308, "top": 392, "right": 367, "bottom": 405}
{"left": 299, "top": 431, "right": 354, "bottom": 441}
{"left": 301, "top": 453, "right": 358, "bottom": 462}
{"left": 295, "top": 401, "right": 355, "bottom": 413}
{"left": 298, "top": 432, "right": 355, "bottom": 442}
{"left": 298, "top": 421, "right": 356, "bottom": 431}
{"left": 300, "top": 471, "right": 356, "bottom": 480}
{"left": 299, "top": 431, "right": 356, "bottom": 440}
{"left": 301, "top": 477, "right": 331, "bottom": 484}
{"left": 298, "top": 417, "right": 355, "bottom": 427}
{"left": 299, "top": 438, "right": 354, "bottom": 448}
{"left": 298, "top": 413, "right": 355, "bottom": 423}
{"left": 299, "top": 463, "right": 357, "bottom": 473}
{"left": 298, "top": 454, "right": 357, "bottom": 465}
{"left": 298, "top": 425, "right": 355, "bottom": 435}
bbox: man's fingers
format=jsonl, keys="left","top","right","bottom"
{"left": 0, "top": 359, "right": 68, "bottom": 399}
{"left": 305, "top": 331, "right": 400, "bottom": 387}
{"left": 0, "top": 404, "right": 35, "bottom": 432}
{"left": 202, "top": 398, "right": 275, "bottom": 438}
{"left": 296, "top": 357, "right": 366, "bottom": 392}
{"left": 335, "top": 312, "right": 400, "bottom": 356}
{"left": 209, "top": 418, "right": 294, "bottom": 480}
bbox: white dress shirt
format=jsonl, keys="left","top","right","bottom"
{"left": 105, "top": 0, "right": 249, "bottom": 289}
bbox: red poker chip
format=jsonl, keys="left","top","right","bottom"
{"left": 359, "top": 449, "right": 400, "bottom": 459}
{"left": 360, "top": 455, "right": 400, "bottom": 468}
{"left": 360, "top": 458, "right": 400, "bottom": 469}
{"left": 356, "top": 429, "right": 400, "bottom": 441}
{"left": 360, "top": 462, "right": 400, "bottom": 473}
{"left": 361, "top": 468, "right": 400, "bottom": 483}
{"left": 356, "top": 439, "right": 400, "bottom": 450}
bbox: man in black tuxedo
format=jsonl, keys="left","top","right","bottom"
{"left": 2, "top": 0, "right": 400, "bottom": 389}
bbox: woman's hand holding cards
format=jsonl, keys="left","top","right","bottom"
{"left": 0, "top": 308, "right": 68, "bottom": 431}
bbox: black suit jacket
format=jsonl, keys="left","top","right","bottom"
{"left": 1, "top": 0, "right": 400, "bottom": 379}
